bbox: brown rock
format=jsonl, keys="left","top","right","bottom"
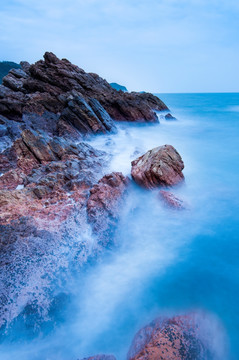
{"left": 159, "top": 190, "right": 187, "bottom": 210}
{"left": 87, "top": 172, "right": 130, "bottom": 245}
{"left": 131, "top": 145, "right": 184, "bottom": 189}
{"left": 21, "top": 129, "right": 58, "bottom": 162}
{"left": 128, "top": 314, "right": 212, "bottom": 360}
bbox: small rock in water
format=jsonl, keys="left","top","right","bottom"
{"left": 131, "top": 145, "right": 184, "bottom": 188}
{"left": 165, "top": 113, "right": 177, "bottom": 121}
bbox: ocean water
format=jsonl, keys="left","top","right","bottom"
{"left": 1, "top": 93, "right": 239, "bottom": 359}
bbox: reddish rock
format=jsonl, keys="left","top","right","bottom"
{"left": 0, "top": 168, "right": 25, "bottom": 190}
{"left": 131, "top": 145, "right": 184, "bottom": 189}
{"left": 87, "top": 172, "right": 130, "bottom": 245}
{"left": 159, "top": 190, "right": 187, "bottom": 210}
{"left": 128, "top": 314, "right": 213, "bottom": 360}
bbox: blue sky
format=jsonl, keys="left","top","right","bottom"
{"left": 0, "top": 0, "right": 238, "bottom": 92}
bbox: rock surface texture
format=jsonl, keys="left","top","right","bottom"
{"left": 87, "top": 172, "right": 130, "bottom": 245}
{"left": 131, "top": 145, "right": 184, "bottom": 189}
{"left": 127, "top": 314, "right": 213, "bottom": 360}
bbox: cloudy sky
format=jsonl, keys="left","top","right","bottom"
{"left": 0, "top": 0, "right": 238, "bottom": 92}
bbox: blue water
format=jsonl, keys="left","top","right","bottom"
{"left": 1, "top": 93, "right": 239, "bottom": 359}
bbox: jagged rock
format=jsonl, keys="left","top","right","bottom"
{"left": 127, "top": 314, "right": 213, "bottom": 360}
{"left": 131, "top": 145, "right": 184, "bottom": 188}
{"left": 87, "top": 172, "right": 130, "bottom": 245}
{"left": 89, "top": 98, "right": 117, "bottom": 132}
{"left": 21, "top": 129, "right": 58, "bottom": 162}
{"left": 80, "top": 355, "right": 116, "bottom": 360}
{"left": 0, "top": 52, "right": 168, "bottom": 135}
{"left": 60, "top": 93, "right": 116, "bottom": 135}
{"left": 159, "top": 190, "right": 187, "bottom": 210}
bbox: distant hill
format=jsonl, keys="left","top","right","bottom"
{"left": 0, "top": 61, "right": 20, "bottom": 83}
{"left": 110, "top": 82, "right": 128, "bottom": 92}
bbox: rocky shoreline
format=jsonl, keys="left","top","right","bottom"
{"left": 0, "top": 53, "right": 217, "bottom": 359}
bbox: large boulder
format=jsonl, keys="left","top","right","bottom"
{"left": 127, "top": 313, "right": 218, "bottom": 360}
{"left": 131, "top": 145, "right": 184, "bottom": 189}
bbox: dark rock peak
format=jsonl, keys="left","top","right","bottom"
{"left": 0, "top": 51, "right": 168, "bottom": 138}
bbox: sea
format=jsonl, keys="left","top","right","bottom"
{"left": 0, "top": 93, "right": 239, "bottom": 359}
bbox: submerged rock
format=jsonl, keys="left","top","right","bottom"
{"left": 159, "top": 190, "right": 187, "bottom": 210}
{"left": 131, "top": 145, "right": 184, "bottom": 189}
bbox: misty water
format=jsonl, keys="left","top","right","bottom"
{"left": 1, "top": 93, "right": 239, "bottom": 360}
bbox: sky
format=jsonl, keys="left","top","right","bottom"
{"left": 0, "top": 0, "right": 238, "bottom": 93}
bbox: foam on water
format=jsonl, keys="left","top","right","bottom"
{"left": 1, "top": 93, "right": 239, "bottom": 359}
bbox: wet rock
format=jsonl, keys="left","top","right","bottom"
{"left": 131, "top": 145, "right": 184, "bottom": 188}
{"left": 89, "top": 98, "right": 117, "bottom": 133}
{"left": 87, "top": 172, "right": 130, "bottom": 245}
{"left": 159, "top": 190, "right": 187, "bottom": 210}
{"left": 80, "top": 355, "right": 116, "bottom": 360}
{"left": 128, "top": 314, "right": 212, "bottom": 360}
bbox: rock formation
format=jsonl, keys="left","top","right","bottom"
{"left": 127, "top": 314, "right": 213, "bottom": 360}
{"left": 131, "top": 145, "right": 184, "bottom": 189}
{"left": 0, "top": 52, "right": 169, "bottom": 337}
{"left": 0, "top": 51, "right": 168, "bottom": 142}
